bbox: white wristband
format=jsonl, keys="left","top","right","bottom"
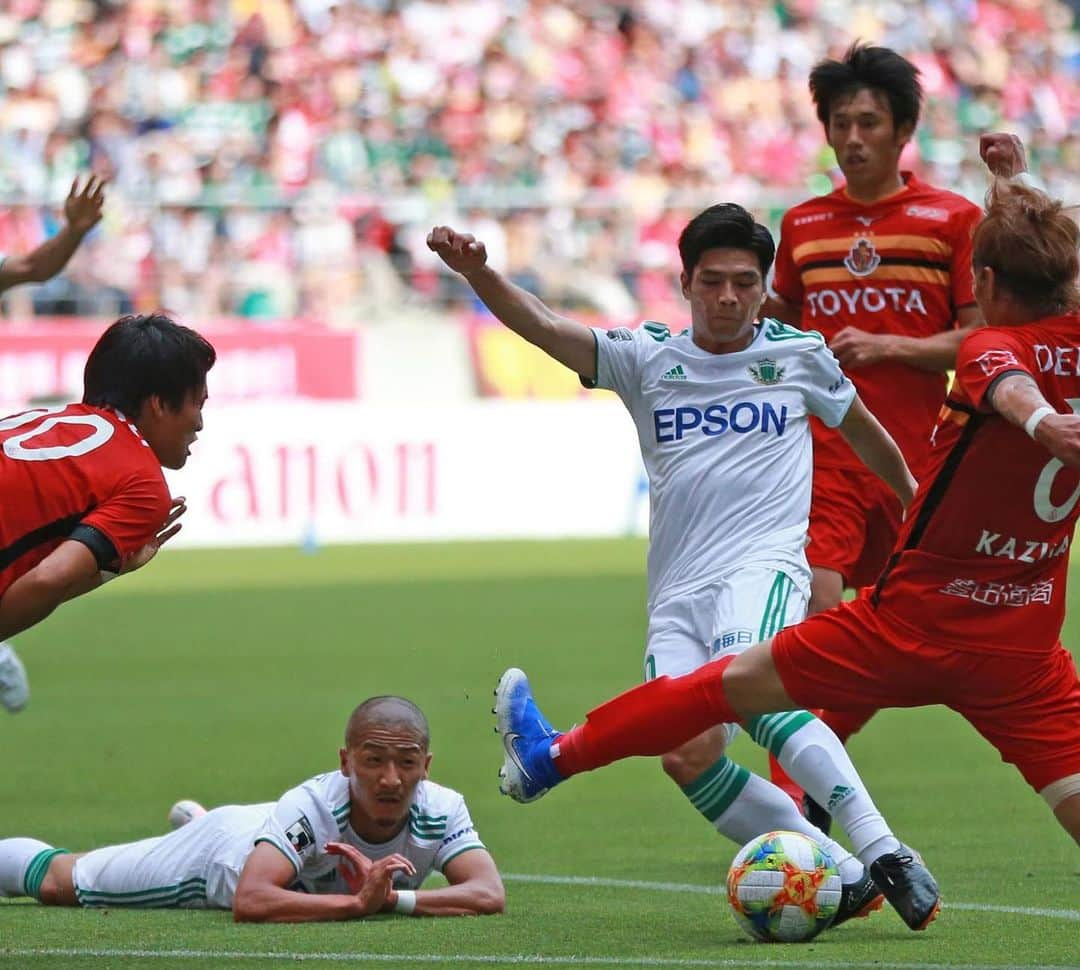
{"left": 1012, "top": 170, "right": 1044, "bottom": 191}
{"left": 393, "top": 890, "right": 416, "bottom": 915}
{"left": 1024, "top": 406, "right": 1055, "bottom": 438}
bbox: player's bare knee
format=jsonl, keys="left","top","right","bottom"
{"left": 1045, "top": 777, "right": 1080, "bottom": 844}
{"left": 808, "top": 568, "right": 844, "bottom": 616}
{"left": 723, "top": 642, "right": 789, "bottom": 716}
{"left": 37, "top": 854, "right": 79, "bottom": 907}
{"left": 661, "top": 730, "right": 727, "bottom": 784}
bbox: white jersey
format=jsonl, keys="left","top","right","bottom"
{"left": 256, "top": 771, "right": 484, "bottom": 895}
{"left": 589, "top": 319, "right": 856, "bottom": 608}
{"left": 72, "top": 773, "right": 485, "bottom": 909}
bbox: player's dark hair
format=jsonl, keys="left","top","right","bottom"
{"left": 809, "top": 43, "right": 922, "bottom": 134}
{"left": 678, "top": 203, "right": 775, "bottom": 278}
{"left": 83, "top": 313, "right": 215, "bottom": 415}
{"left": 973, "top": 180, "right": 1080, "bottom": 315}
{"left": 346, "top": 696, "right": 430, "bottom": 751}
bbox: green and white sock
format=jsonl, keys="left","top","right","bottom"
{"left": 752, "top": 713, "right": 901, "bottom": 865}
{"left": 0, "top": 838, "right": 63, "bottom": 899}
{"left": 681, "top": 757, "right": 865, "bottom": 884}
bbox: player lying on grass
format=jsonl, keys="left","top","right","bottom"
{"left": 494, "top": 168, "right": 1080, "bottom": 934}
{"left": 0, "top": 696, "right": 505, "bottom": 921}
{"left": 0, "top": 313, "right": 214, "bottom": 714}
{"left": 430, "top": 204, "right": 919, "bottom": 928}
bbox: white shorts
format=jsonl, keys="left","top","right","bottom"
{"left": 644, "top": 564, "right": 808, "bottom": 681}
{"left": 72, "top": 805, "right": 267, "bottom": 910}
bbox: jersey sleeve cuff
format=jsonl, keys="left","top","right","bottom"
{"left": 254, "top": 837, "right": 301, "bottom": 877}
{"left": 436, "top": 842, "right": 486, "bottom": 871}
{"left": 983, "top": 368, "right": 1034, "bottom": 409}
{"left": 822, "top": 382, "right": 859, "bottom": 429}
{"left": 68, "top": 524, "right": 119, "bottom": 570}
{"left": 579, "top": 330, "right": 600, "bottom": 389}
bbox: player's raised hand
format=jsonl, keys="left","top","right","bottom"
{"left": 119, "top": 496, "right": 187, "bottom": 574}
{"left": 63, "top": 175, "right": 107, "bottom": 235}
{"left": 979, "top": 133, "right": 1028, "bottom": 180}
{"left": 427, "top": 226, "right": 487, "bottom": 275}
{"left": 325, "top": 841, "right": 374, "bottom": 893}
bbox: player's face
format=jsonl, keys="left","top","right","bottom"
{"left": 139, "top": 385, "right": 207, "bottom": 470}
{"left": 680, "top": 248, "right": 765, "bottom": 353}
{"left": 340, "top": 727, "right": 431, "bottom": 839}
{"left": 826, "top": 88, "right": 912, "bottom": 195}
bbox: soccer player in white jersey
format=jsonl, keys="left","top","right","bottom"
{"left": 429, "top": 204, "right": 919, "bottom": 925}
{"left": 0, "top": 697, "right": 505, "bottom": 920}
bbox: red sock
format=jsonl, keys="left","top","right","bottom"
{"left": 768, "top": 754, "right": 804, "bottom": 807}
{"left": 819, "top": 708, "right": 876, "bottom": 744}
{"left": 554, "top": 656, "right": 738, "bottom": 777}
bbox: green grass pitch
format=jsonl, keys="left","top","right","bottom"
{"left": 1, "top": 539, "right": 1077, "bottom": 969}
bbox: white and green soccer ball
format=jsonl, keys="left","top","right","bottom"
{"left": 726, "top": 830, "right": 842, "bottom": 942}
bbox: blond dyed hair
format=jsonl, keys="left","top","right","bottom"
{"left": 973, "top": 179, "right": 1080, "bottom": 315}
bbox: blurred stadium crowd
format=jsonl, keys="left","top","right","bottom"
{"left": 0, "top": 0, "right": 1078, "bottom": 323}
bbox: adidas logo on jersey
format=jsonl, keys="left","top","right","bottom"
{"left": 660, "top": 365, "right": 688, "bottom": 382}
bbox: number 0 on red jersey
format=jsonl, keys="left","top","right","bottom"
{"left": 0, "top": 404, "right": 172, "bottom": 596}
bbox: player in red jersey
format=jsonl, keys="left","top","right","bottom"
{"left": 764, "top": 45, "right": 985, "bottom": 812}
{"left": 494, "top": 169, "right": 1080, "bottom": 932}
{"left": 0, "top": 313, "right": 215, "bottom": 713}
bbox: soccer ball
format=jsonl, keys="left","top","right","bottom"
{"left": 726, "top": 830, "right": 842, "bottom": 942}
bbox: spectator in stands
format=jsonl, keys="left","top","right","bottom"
{"left": 0, "top": 1, "right": 1076, "bottom": 321}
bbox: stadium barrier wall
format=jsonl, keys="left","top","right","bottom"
{"left": 0, "top": 320, "right": 362, "bottom": 406}
{"left": 164, "top": 400, "right": 648, "bottom": 547}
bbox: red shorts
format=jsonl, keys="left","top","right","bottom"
{"left": 772, "top": 596, "right": 1080, "bottom": 793}
{"left": 808, "top": 467, "right": 902, "bottom": 589}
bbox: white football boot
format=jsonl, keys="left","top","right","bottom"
{"left": 0, "top": 644, "right": 29, "bottom": 713}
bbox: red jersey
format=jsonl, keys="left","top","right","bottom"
{"left": 773, "top": 174, "right": 982, "bottom": 473}
{"left": 871, "top": 316, "right": 1080, "bottom": 655}
{"left": 0, "top": 403, "right": 172, "bottom": 597}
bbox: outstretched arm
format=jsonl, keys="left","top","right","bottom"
{"left": 0, "top": 498, "right": 186, "bottom": 641}
{"left": 837, "top": 397, "right": 917, "bottom": 507}
{"left": 0, "top": 176, "right": 106, "bottom": 292}
{"left": 0, "top": 542, "right": 103, "bottom": 641}
{"left": 427, "top": 226, "right": 597, "bottom": 381}
{"left": 988, "top": 373, "right": 1080, "bottom": 470}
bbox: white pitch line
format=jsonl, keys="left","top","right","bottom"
{"left": 502, "top": 873, "right": 1080, "bottom": 922}
{"left": 0, "top": 951, "right": 1073, "bottom": 970}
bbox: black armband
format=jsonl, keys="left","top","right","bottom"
{"left": 69, "top": 524, "right": 119, "bottom": 570}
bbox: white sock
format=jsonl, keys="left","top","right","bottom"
{"left": 0, "top": 838, "right": 54, "bottom": 897}
{"left": 712, "top": 771, "right": 866, "bottom": 883}
{"left": 774, "top": 719, "right": 901, "bottom": 865}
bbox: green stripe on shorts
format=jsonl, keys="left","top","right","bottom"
{"left": 757, "top": 572, "right": 793, "bottom": 641}
{"left": 77, "top": 876, "right": 207, "bottom": 904}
